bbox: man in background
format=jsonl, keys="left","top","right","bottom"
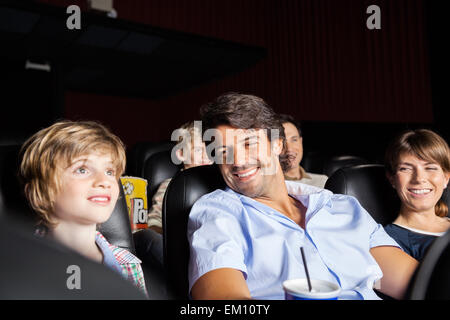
{"left": 278, "top": 114, "right": 328, "bottom": 188}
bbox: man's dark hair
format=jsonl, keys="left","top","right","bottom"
{"left": 200, "top": 92, "right": 289, "bottom": 170}
{"left": 277, "top": 114, "right": 302, "bottom": 137}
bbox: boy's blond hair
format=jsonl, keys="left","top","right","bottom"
{"left": 177, "top": 121, "right": 202, "bottom": 147}
{"left": 19, "top": 120, "right": 126, "bottom": 228}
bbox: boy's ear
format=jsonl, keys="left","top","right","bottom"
{"left": 175, "top": 148, "right": 185, "bottom": 163}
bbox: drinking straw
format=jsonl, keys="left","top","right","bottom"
{"left": 300, "top": 247, "right": 312, "bottom": 292}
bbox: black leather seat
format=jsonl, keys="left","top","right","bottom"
{"left": 163, "top": 164, "right": 226, "bottom": 299}
{"left": 127, "top": 141, "right": 180, "bottom": 203}
{"left": 143, "top": 150, "right": 181, "bottom": 201}
{"left": 0, "top": 216, "right": 145, "bottom": 299}
{"left": 301, "top": 151, "right": 328, "bottom": 174}
{"left": 324, "top": 164, "right": 400, "bottom": 225}
{"left": 98, "top": 183, "right": 136, "bottom": 254}
{"left": 0, "top": 144, "right": 36, "bottom": 230}
{"left": 323, "top": 155, "right": 369, "bottom": 177}
{"left": 127, "top": 141, "right": 174, "bottom": 176}
{"left": 408, "top": 230, "right": 450, "bottom": 299}
{"left": 325, "top": 164, "right": 450, "bottom": 225}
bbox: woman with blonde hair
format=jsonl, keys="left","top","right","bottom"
{"left": 384, "top": 129, "right": 450, "bottom": 261}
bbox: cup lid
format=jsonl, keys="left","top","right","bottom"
{"left": 283, "top": 279, "right": 341, "bottom": 299}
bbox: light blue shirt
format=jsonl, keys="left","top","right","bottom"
{"left": 188, "top": 181, "right": 401, "bottom": 300}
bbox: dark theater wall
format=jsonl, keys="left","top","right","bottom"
{"left": 38, "top": 0, "right": 434, "bottom": 150}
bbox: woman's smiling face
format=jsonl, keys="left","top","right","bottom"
{"left": 390, "top": 152, "right": 449, "bottom": 215}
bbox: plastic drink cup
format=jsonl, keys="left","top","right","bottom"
{"left": 283, "top": 279, "right": 341, "bottom": 300}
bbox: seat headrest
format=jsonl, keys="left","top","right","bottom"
{"left": 143, "top": 150, "right": 180, "bottom": 200}
{"left": 163, "top": 164, "right": 225, "bottom": 298}
{"left": 127, "top": 141, "right": 175, "bottom": 176}
{"left": 325, "top": 164, "right": 400, "bottom": 225}
{"left": 323, "top": 155, "right": 369, "bottom": 177}
{"left": 98, "top": 183, "right": 136, "bottom": 254}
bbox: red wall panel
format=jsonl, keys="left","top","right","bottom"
{"left": 38, "top": 0, "right": 433, "bottom": 147}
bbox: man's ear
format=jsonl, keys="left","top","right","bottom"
{"left": 175, "top": 148, "right": 185, "bottom": 163}
{"left": 272, "top": 138, "right": 284, "bottom": 156}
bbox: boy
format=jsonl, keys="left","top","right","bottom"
{"left": 147, "top": 120, "right": 212, "bottom": 233}
{"left": 20, "top": 120, "right": 147, "bottom": 296}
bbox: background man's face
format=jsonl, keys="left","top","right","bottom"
{"left": 214, "top": 125, "right": 282, "bottom": 198}
{"left": 282, "top": 122, "right": 303, "bottom": 171}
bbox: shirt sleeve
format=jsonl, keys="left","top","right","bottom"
{"left": 353, "top": 200, "right": 402, "bottom": 250}
{"left": 187, "top": 192, "right": 248, "bottom": 293}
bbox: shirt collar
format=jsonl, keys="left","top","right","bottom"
{"left": 225, "top": 180, "right": 333, "bottom": 219}
{"left": 284, "top": 181, "right": 333, "bottom": 220}
{"left": 95, "top": 231, "right": 141, "bottom": 265}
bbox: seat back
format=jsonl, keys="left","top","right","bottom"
{"left": 127, "top": 141, "right": 174, "bottom": 176}
{"left": 301, "top": 151, "right": 328, "bottom": 174}
{"left": 98, "top": 183, "right": 136, "bottom": 254}
{"left": 409, "top": 230, "right": 450, "bottom": 299}
{"left": 0, "top": 144, "right": 36, "bottom": 230}
{"left": 128, "top": 141, "right": 180, "bottom": 201}
{"left": 323, "top": 155, "right": 369, "bottom": 177}
{"left": 325, "top": 164, "right": 400, "bottom": 225}
{"left": 143, "top": 150, "right": 181, "bottom": 201}
{"left": 163, "top": 164, "right": 225, "bottom": 298}
{"left": 0, "top": 216, "right": 145, "bottom": 299}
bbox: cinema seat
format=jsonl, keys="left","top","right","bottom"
{"left": 323, "top": 155, "right": 369, "bottom": 178}
{"left": 408, "top": 230, "right": 450, "bottom": 299}
{"left": 0, "top": 217, "right": 145, "bottom": 299}
{"left": 324, "top": 164, "right": 400, "bottom": 225}
{"left": 163, "top": 164, "right": 226, "bottom": 299}
{"left": 0, "top": 144, "right": 36, "bottom": 230}
{"left": 127, "top": 141, "right": 174, "bottom": 177}
{"left": 127, "top": 141, "right": 179, "bottom": 199}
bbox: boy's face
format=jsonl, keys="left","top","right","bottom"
{"left": 184, "top": 138, "right": 213, "bottom": 169}
{"left": 52, "top": 152, "right": 120, "bottom": 226}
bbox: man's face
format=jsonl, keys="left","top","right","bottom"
{"left": 213, "top": 125, "right": 283, "bottom": 198}
{"left": 282, "top": 122, "right": 303, "bottom": 171}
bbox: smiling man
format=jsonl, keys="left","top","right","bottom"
{"left": 277, "top": 114, "right": 328, "bottom": 188}
{"left": 188, "top": 93, "right": 418, "bottom": 300}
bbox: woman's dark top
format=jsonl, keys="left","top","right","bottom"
{"left": 384, "top": 224, "right": 441, "bottom": 261}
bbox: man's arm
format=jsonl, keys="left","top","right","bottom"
{"left": 370, "top": 246, "right": 419, "bottom": 299}
{"left": 191, "top": 268, "right": 251, "bottom": 300}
